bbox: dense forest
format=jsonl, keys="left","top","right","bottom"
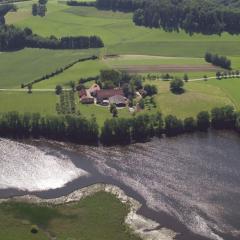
{"left": 0, "top": 25, "right": 104, "bottom": 50}
{"left": 0, "top": 105, "right": 239, "bottom": 145}
{"left": 96, "top": 0, "right": 240, "bottom": 35}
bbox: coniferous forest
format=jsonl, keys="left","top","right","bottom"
{"left": 96, "top": 0, "right": 240, "bottom": 35}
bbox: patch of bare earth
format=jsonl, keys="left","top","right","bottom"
{"left": 113, "top": 64, "right": 221, "bottom": 73}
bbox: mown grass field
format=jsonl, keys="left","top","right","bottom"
{"left": 35, "top": 59, "right": 107, "bottom": 89}
{"left": 0, "top": 48, "right": 97, "bottom": 88}
{"left": 207, "top": 78, "right": 240, "bottom": 110}
{"left": 0, "top": 192, "right": 140, "bottom": 240}
{"left": 6, "top": 2, "right": 240, "bottom": 57}
{"left": 0, "top": 91, "right": 57, "bottom": 115}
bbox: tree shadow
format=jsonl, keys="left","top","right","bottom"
{"left": 171, "top": 88, "right": 185, "bottom": 95}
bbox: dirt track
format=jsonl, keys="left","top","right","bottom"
{"left": 114, "top": 64, "right": 220, "bottom": 73}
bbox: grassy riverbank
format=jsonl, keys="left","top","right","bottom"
{"left": 0, "top": 191, "right": 140, "bottom": 240}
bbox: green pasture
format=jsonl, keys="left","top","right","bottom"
{"left": 143, "top": 79, "right": 235, "bottom": 119}
{"left": 6, "top": 3, "right": 240, "bottom": 57}
{"left": 0, "top": 91, "right": 57, "bottom": 114}
{"left": 206, "top": 78, "right": 240, "bottom": 110}
{"left": 0, "top": 192, "right": 140, "bottom": 240}
{"left": 0, "top": 48, "right": 96, "bottom": 88}
{"left": 78, "top": 103, "right": 131, "bottom": 127}
{"left": 35, "top": 59, "right": 107, "bottom": 89}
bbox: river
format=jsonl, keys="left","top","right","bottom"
{"left": 0, "top": 130, "right": 240, "bottom": 240}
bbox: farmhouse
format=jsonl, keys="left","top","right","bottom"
{"left": 78, "top": 85, "right": 127, "bottom": 107}
{"left": 96, "top": 88, "right": 124, "bottom": 104}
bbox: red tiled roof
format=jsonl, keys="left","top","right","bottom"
{"left": 96, "top": 89, "right": 124, "bottom": 99}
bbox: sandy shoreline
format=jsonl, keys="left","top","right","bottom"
{"left": 0, "top": 183, "right": 177, "bottom": 240}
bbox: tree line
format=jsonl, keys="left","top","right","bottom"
{"left": 0, "top": 25, "right": 104, "bottom": 51}
{"left": 0, "top": 112, "right": 99, "bottom": 145}
{"left": 101, "top": 105, "right": 240, "bottom": 145}
{"left": 205, "top": 52, "right": 231, "bottom": 69}
{"left": 1, "top": 105, "right": 239, "bottom": 146}
{"left": 96, "top": 0, "right": 240, "bottom": 35}
{"left": 67, "top": 1, "right": 96, "bottom": 7}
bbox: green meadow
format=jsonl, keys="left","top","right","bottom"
{"left": 144, "top": 79, "right": 234, "bottom": 119}
{"left": 0, "top": 91, "right": 57, "bottom": 114}
{"left": 0, "top": 48, "right": 97, "bottom": 88}
{"left": 35, "top": 59, "right": 107, "bottom": 89}
{"left": 5, "top": 1, "right": 240, "bottom": 57}
{"left": 0, "top": 192, "right": 140, "bottom": 240}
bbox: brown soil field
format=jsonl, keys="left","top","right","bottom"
{"left": 113, "top": 64, "right": 221, "bottom": 73}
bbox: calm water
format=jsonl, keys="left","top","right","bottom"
{"left": 0, "top": 131, "right": 240, "bottom": 240}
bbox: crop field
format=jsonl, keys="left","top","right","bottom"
{"left": 104, "top": 55, "right": 221, "bottom": 73}
{"left": 0, "top": 48, "right": 97, "bottom": 88}
{"left": 0, "top": 192, "right": 140, "bottom": 240}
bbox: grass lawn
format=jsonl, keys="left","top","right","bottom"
{"left": 0, "top": 92, "right": 58, "bottom": 115}
{"left": 206, "top": 78, "right": 240, "bottom": 110}
{"left": 143, "top": 79, "right": 234, "bottom": 118}
{"left": 35, "top": 59, "right": 108, "bottom": 89}
{"left": 7, "top": 3, "right": 240, "bottom": 57}
{"left": 0, "top": 48, "right": 97, "bottom": 89}
{"left": 78, "top": 102, "right": 131, "bottom": 127}
{"left": 0, "top": 192, "right": 140, "bottom": 240}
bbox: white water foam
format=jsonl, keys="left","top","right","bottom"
{"left": 0, "top": 139, "right": 88, "bottom": 191}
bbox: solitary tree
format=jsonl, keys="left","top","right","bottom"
{"left": 183, "top": 74, "right": 189, "bottom": 82}
{"left": 170, "top": 78, "right": 184, "bottom": 94}
{"left": 55, "top": 85, "right": 63, "bottom": 95}
{"left": 203, "top": 75, "right": 208, "bottom": 81}
{"left": 69, "top": 81, "right": 76, "bottom": 92}
{"left": 216, "top": 71, "right": 222, "bottom": 80}
{"left": 32, "top": 4, "right": 38, "bottom": 16}
{"left": 27, "top": 84, "right": 32, "bottom": 94}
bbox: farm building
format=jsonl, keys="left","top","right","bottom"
{"left": 78, "top": 89, "right": 94, "bottom": 104}
{"left": 109, "top": 95, "right": 126, "bottom": 107}
{"left": 96, "top": 88, "right": 124, "bottom": 104}
{"left": 89, "top": 83, "right": 101, "bottom": 96}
